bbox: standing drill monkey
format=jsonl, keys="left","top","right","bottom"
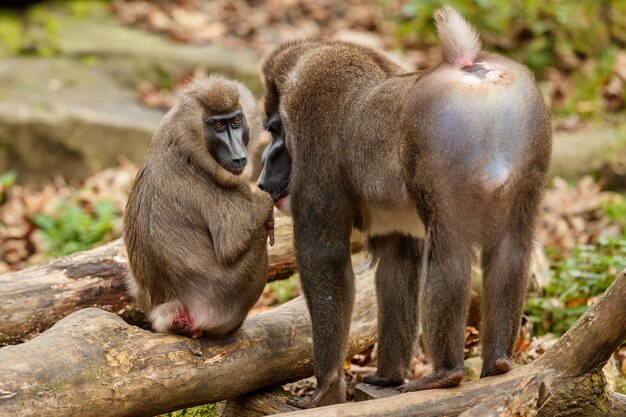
{"left": 124, "top": 75, "right": 274, "bottom": 337}
{"left": 257, "top": 7, "right": 551, "bottom": 407}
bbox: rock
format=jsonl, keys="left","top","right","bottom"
{"left": 54, "top": 8, "right": 262, "bottom": 94}
{"left": 551, "top": 124, "right": 626, "bottom": 186}
{"left": 0, "top": 57, "right": 160, "bottom": 184}
{"left": 0, "top": 3, "right": 262, "bottom": 185}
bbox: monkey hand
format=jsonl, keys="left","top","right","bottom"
{"left": 265, "top": 219, "right": 275, "bottom": 246}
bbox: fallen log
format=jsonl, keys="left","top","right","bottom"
{"left": 0, "top": 260, "right": 377, "bottom": 417}
{"left": 269, "top": 269, "right": 626, "bottom": 417}
{"left": 0, "top": 216, "right": 365, "bottom": 345}
{"left": 216, "top": 389, "right": 300, "bottom": 417}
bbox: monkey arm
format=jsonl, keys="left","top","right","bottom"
{"left": 253, "top": 188, "right": 275, "bottom": 246}
{"left": 204, "top": 189, "right": 274, "bottom": 266}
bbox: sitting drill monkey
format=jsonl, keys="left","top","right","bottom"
{"left": 124, "top": 75, "right": 274, "bottom": 337}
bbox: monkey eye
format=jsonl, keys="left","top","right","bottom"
{"left": 232, "top": 116, "right": 242, "bottom": 127}
{"left": 213, "top": 120, "right": 225, "bottom": 131}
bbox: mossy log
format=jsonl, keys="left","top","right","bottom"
{"left": 0, "top": 216, "right": 364, "bottom": 345}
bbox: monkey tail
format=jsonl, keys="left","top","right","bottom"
{"left": 434, "top": 6, "right": 482, "bottom": 68}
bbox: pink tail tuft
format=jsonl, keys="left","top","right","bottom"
{"left": 434, "top": 6, "right": 483, "bottom": 68}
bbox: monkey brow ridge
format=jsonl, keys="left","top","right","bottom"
{"left": 208, "top": 110, "right": 243, "bottom": 121}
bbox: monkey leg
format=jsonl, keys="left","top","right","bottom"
{"left": 287, "top": 195, "right": 356, "bottom": 408}
{"left": 364, "top": 234, "right": 421, "bottom": 387}
{"left": 480, "top": 190, "right": 538, "bottom": 378}
{"left": 404, "top": 222, "right": 472, "bottom": 392}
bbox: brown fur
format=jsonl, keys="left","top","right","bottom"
{"left": 259, "top": 8, "right": 551, "bottom": 407}
{"left": 124, "top": 75, "right": 273, "bottom": 336}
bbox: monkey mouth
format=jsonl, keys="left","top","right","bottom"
{"left": 274, "top": 195, "right": 291, "bottom": 213}
{"left": 224, "top": 165, "right": 246, "bottom": 176}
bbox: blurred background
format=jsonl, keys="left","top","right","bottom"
{"left": 0, "top": 0, "right": 625, "bottom": 410}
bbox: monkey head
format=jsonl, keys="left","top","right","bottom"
{"left": 256, "top": 40, "right": 326, "bottom": 213}
{"left": 257, "top": 112, "right": 292, "bottom": 213}
{"left": 174, "top": 76, "right": 260, "bottom": 187}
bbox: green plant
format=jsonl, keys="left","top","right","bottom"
{"left": 0, "top": 169, "right": 17, "bottom": 204}
{"left": 602, "top": 194, "right": 626, "bottom": 230}
{"left": 268, "top": 275, "right": 301, "bottom": 304}
{"left": 526, "top": 237, "right": 626, "bottom": 336}
{"left": 34, "top": 199, "right": 117, "bottom": 256}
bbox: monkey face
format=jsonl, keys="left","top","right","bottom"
{"left": 257, "top": 113, "right": 292, "bottom": 211}
{"left": 205, "top": 110, "right": 250, "bottom": 175}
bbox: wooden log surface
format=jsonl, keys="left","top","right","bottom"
{"left": 259, "top": 270, "right": 626, "bottom": 417}
{"left": 0, "top": 215, "right": 365, "bottom": 345}
{"left": 216, "top": 390, "right": 300, "bottom": 417}
{"left": 0, "top": 260, "right": 377, "bottom": 417}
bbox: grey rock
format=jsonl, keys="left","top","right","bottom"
{"left": 0, "top": 5, "right": 263, "bottom": 185}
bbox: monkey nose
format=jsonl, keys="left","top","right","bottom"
{"left": 233, "top": 156, "right": 247, "bottom": 168}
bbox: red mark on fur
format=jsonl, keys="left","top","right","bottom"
{"left": 172, "top": 307, "right": 198, "bottom": 337}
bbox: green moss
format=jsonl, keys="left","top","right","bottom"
{"left": 0, "top": 11, "right": 23, "bottom": 56}
{"left": 160, "top": 404, "right": 217, "bottom": 417}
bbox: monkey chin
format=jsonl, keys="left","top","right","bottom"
{"left": 274, "top": 196, "right": 292, "bottom": 215}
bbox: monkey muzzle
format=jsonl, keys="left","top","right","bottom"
{"left": 274, "top": 196, "right": 291, "bottom": 215}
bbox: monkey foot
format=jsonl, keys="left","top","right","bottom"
{"left": 403, "top": 368, "right": 464, "bottom": 392}
{"left": 481, "top": 358, "right": 513, "bottom": 378}
{"left": 286, "top": 376, "right": 346, "bottom": 409}
{"left": 363, "top": 372, "right": 404, "bottom": 387}
{"left": 286, "top": 391, "right": 345, "bottom": 410}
